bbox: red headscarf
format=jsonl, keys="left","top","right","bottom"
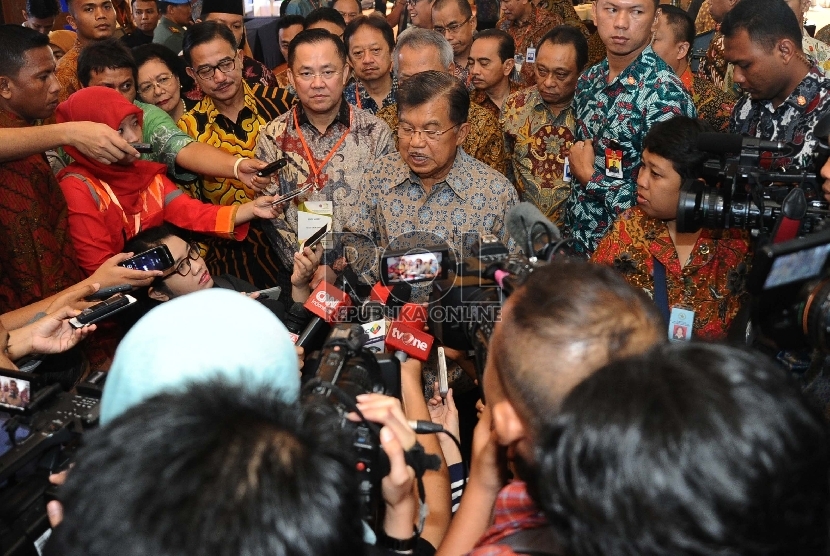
{"left": 55, "top": 86, "right": 168, "bottom": 214}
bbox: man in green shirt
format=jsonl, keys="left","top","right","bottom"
{"left": 153, "top": 0, "right": 191, "bottom": 53}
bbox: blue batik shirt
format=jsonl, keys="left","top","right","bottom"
{"left": 565, "top": 46, "right": 696, "bottom": 253}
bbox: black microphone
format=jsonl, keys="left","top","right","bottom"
{"left": 697, "top": 133, "right": 788, "bottom": 154}
{"left": 283, "top": 302, "right": 310, "bottom": 337}
{"left": 505, "top": 202, "right": 561, "bottom": 258}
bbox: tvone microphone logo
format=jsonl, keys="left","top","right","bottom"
{"left": 391, "top": 327, "right": 428, "bottom": 351}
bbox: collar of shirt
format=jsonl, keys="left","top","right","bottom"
{"left": 680, "top": 65, "right": 694, "bottom": 93}
{"left": 528, "top": 86, "right": 575, "bottom": 124}
{"left": 195, "top": 80, "right": 258, "bottom": 125}
{"left": 593, "top": 45, "right": 658, "bottom": 91}
{"left": 759, "top": 65, "right": 823, "bottom": 115}
{"left": 0, "top": 108, "right": 31, "bottom": 129}
{"left": 387, "top": 148, "right": 473, "bottom": 201}
{"left": 295, "top": 96, "right": 351, "bottom": 130}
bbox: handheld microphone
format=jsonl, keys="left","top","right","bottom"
{"left": 283, "top": 302, "right": 311, "bottom": 344}
{"left": 771, "top": 187, "right": 808, "bottom": 244}
{"left": 697, "top": 133, "right": 788, "bottom": 154}
{"left": 385, "top": 321, "right": 434, "bottom": 362}
{"left": 505, "top": 202, "right": 561, "bottom": 259}
{"left": 297, "top": 281, "right": 352, "bottom": 350}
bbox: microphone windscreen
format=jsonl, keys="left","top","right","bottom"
{"left": 506, "top": 202, "right": 561, "bottom": 255}
{"left": 697, "top": 132, "right": 743, "bottom": 154}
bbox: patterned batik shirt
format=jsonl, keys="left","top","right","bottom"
{"left": 729, "top": 65, "right": 830, "bottom": 170}
{"left": 177, "top": 81, "right": 294, "bottom": 204}
{"left": 498, "top": 6, "right": 562, "bottom": 87}
{"left": 592, "top": 207, "right": 751, "bottom": 340}
{"left": 343, "top": 76, "right": 398, "bottom": 114}
{"left": 679, "top": 66, "right": 735, "bottom": 132}
{"left": 453, "top": 63, "right": 475, "bottom": 92}
{"left": 470, "top": 82, "right": 522, "bottom": 119}
{"left": 501, "top": 86, "right": 576, "bottom": 227}
{"left": 55, "top": 41, "right": 82, "bottom": 103}
{"left": 565, "top": 46, "right": 695, "bottom": 253}
{"left": 697, "top": 31, "right": 739, "bottom": 96}
{"left": 376, "top": 101, "right": 508, "bottom": 175}
{"left": 694, "top": 0, "right": 717, "bottom": 35}
{"left": 803, "top": 33, "right": 830, "bottom": 75}
{"left": 346, "top": 149, "right": 518, "bottom": 298}
{"left": 256, "top": 101, "right": 395, "bottom": 268}
{"left": 536, "top": 0, "right": 590, "bottom": 39}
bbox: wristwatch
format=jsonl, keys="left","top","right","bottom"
{"left": 376, "top": 527, "right": 418, "bottom": 553}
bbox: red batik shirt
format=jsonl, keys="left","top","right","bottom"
{"left": 592, "top": 207, "right": 751, "bottom": 340}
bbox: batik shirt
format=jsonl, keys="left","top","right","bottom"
{"left": 536, "top": 0, "right": 590, "bottom": 39}
{"left": 453, "top": 63, "right": 475, "bottom": 92}
{"left": 470, "top": 81, "right": 521, "bottom": 118}
{"left": 679, "top": 66, "right": 735, "bottom": 132}
{"left": 255, "top": 100, "right": 395, "bottom": 268}
{"left": 565, "top": 46, "right": 695, "bottom": 254}
{"left": 377, "top": 101, "right": 508, "bottom": 175}
{"left": 501, "top": 86, "right": 576, "bottom": 226}
{"left": 694, "top": 0, "right": 716, "bottom": 35}
{"left": 55, "top": 41, "right": 82, "bottom": 103}
{"left": 698, "top": 31, "right": 739, "bottom": 96}
{"left": 592, "top": 207, "right": 751, "bottom": 340}
{"left": 0, "top": 110, "right": 84, "bottom": 312}
{"left": 498, "top": 6, "right": 562, "bottom": 87}
{"left": 343, "top": 76, "right": 398, "bottom": 114}
{"left": 729, "top": 65, "right": 830, "bottom": 170}
{"left": 177, "top": 82, "right": 294, "bottom": 291}
{"left": 803, "top": 32, "right": 830, "bottom": 75}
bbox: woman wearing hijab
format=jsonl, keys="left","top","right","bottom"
{"left": 99, "top": 288, "right": 301, "bottom": 425}
{"left": 55, "top": 86, "right": 282, "bottom": 276}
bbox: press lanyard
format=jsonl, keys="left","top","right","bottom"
{"left": 652, "top": 256, "right": 670, "bottom": 323}
{"left": 293, "top": 104, "right": 352, "bottom": 190}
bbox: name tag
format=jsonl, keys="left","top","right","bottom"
{"left": 668, "top": 307, "right": 695, "bottom": 342}
{"left": 526, "top": 47, "right": 536, "bottom": 63}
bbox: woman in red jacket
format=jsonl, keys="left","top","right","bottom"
{"left": 55, "top": 86, "right": 282, "bottom": 276}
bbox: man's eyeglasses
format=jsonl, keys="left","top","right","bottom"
{"left": 293, "top": 69, "right": 344, "bottom": 82}
{"left": 433, "top": 16, "right": 472, "bottom": 35}
{"left": 137, "top": 73, "right": 175, "bottom": 95}
{"left": 193, "top": 57, "right": 237, "bottom": 81}
{"left": 171, "top": 243, "right": 201, "bottom": 277}
{"left": 397, "top": 124, "right": 459, "bottom": 142}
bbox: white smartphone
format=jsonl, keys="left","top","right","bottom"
{"left": 437, "top": 346, "right": 449, "bottom": 399}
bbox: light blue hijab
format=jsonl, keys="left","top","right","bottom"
{"left": 100, "top": 288, "right": 300, "bottom": 425}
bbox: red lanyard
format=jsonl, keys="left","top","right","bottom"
{"left": 293, "top": 105, "right": 352, "bottom": 190}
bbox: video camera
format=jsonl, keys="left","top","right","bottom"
{"left": 0, "top": 369, "right": 104, "bottom": 556}
{"left": 676, "top": 125, "right": 830, "bottom": 235}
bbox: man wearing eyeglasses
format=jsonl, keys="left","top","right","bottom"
{"left": 256, "top": 28, "right": 394, "bottom": 275}
{"left": 177, "top": 21, "right": 296, "bottom": 298}
{"left": 431, "top": 0, "right": 476, "bottom": 90}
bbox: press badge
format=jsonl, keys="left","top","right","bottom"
{"left": 526, "top": 46, "right": 536, "bottom": 63}
{"left": 668, "top": 307, "right": 694, "bottom": 342}
{"left": 604, "top": 140, "right": 623, "bottom": 179}
{"left": 563, "top": 156, "right": 572, "bottom": 182}
{"left": 298, "top": 200, "right": 333, "bottom": 249}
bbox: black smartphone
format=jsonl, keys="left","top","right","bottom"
{"left": 69, "top": 293, "right": 137, "bottom": 329}
{"left": 256, "top": 158, "right": 288, "bottom": 177}
{"left": 302, "top": 224, "right": 328, "bottom": 251}
{"left": 268, "top": 181, "right": 315, "bottom": 207}
{"left": 86, "top": 284, "right": 132, "bottom": 301}
{"left": 129, "top": 142, "right": 153, "bottom": 153}
{"left": 119, "top": 245, "right": 175, "bottom": 272}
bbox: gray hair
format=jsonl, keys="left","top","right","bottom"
{"left": 392, "top": 27, "right": 454, "bottom": 76}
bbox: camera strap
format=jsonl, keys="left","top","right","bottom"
{"left": 652, "top": 257, "right": 670, "bottom": 323}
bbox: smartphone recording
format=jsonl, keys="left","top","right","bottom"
{"left": 380, "top": 247, "right": 448, "bottom": 285}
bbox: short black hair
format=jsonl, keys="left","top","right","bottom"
{"left": 537, "top": 25, "right": 589, "bottom": 72}
{"left": 131, "top": 0, "right": 159, "bottom": 7}
{"left": 397, "top": 69, "right": 469, "bottom": 126}
{"left": 305, "top": 6, "right": 347, "bottom": 31}
{"left": 330, "top": 0, "right": 361, "bottom": 14}
{"left": 532, "top": 342, "right": 830, "bottom": 556}
{"left": 181, "top": 20, "right": 237, "bottom": 66}
{"left": 471, "top": 28, "right": 515, "bottom": 63}
{"left": 26, "top": 0, "right": 60, "bottom": 19}
{"left": 287, "top": 27, "right": 347, "bottom": 68}
{"left": 276, "top": 13, "right": 305, "bottom": 33}
{"left": 132, "top": 42, "right": 195, "bottom": 92}
{"left": 642, "top": 116, "right": 713, "bottom": 181}
{"left": 496, "top": 261, "right": 662, "bottom": 432}
{"left": 51, "top": 381, "right": 368, "bottom": 556}
{"left": 77, "top": 38, "right": 137, "bottom": 87}
{"left": 721, "top": 0, "right": 802, "bottom": 52}
{"left": 659, "top": 4, "right": 695, "bottom": 50}
{"left": 343, "top": 14, "right": 395, "bottom": 55}
{"left": 0, "top": 25, "right": 51, "bottom": 78}
{"left": 431, "top": 0, "right": 473, "bottom": 19}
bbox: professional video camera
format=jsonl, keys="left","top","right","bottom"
{"left": 676, "top": 122, "right": 830, "bottom": 236}
{"left": 0, "top": 368, "right": 104, "bottom": 556}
